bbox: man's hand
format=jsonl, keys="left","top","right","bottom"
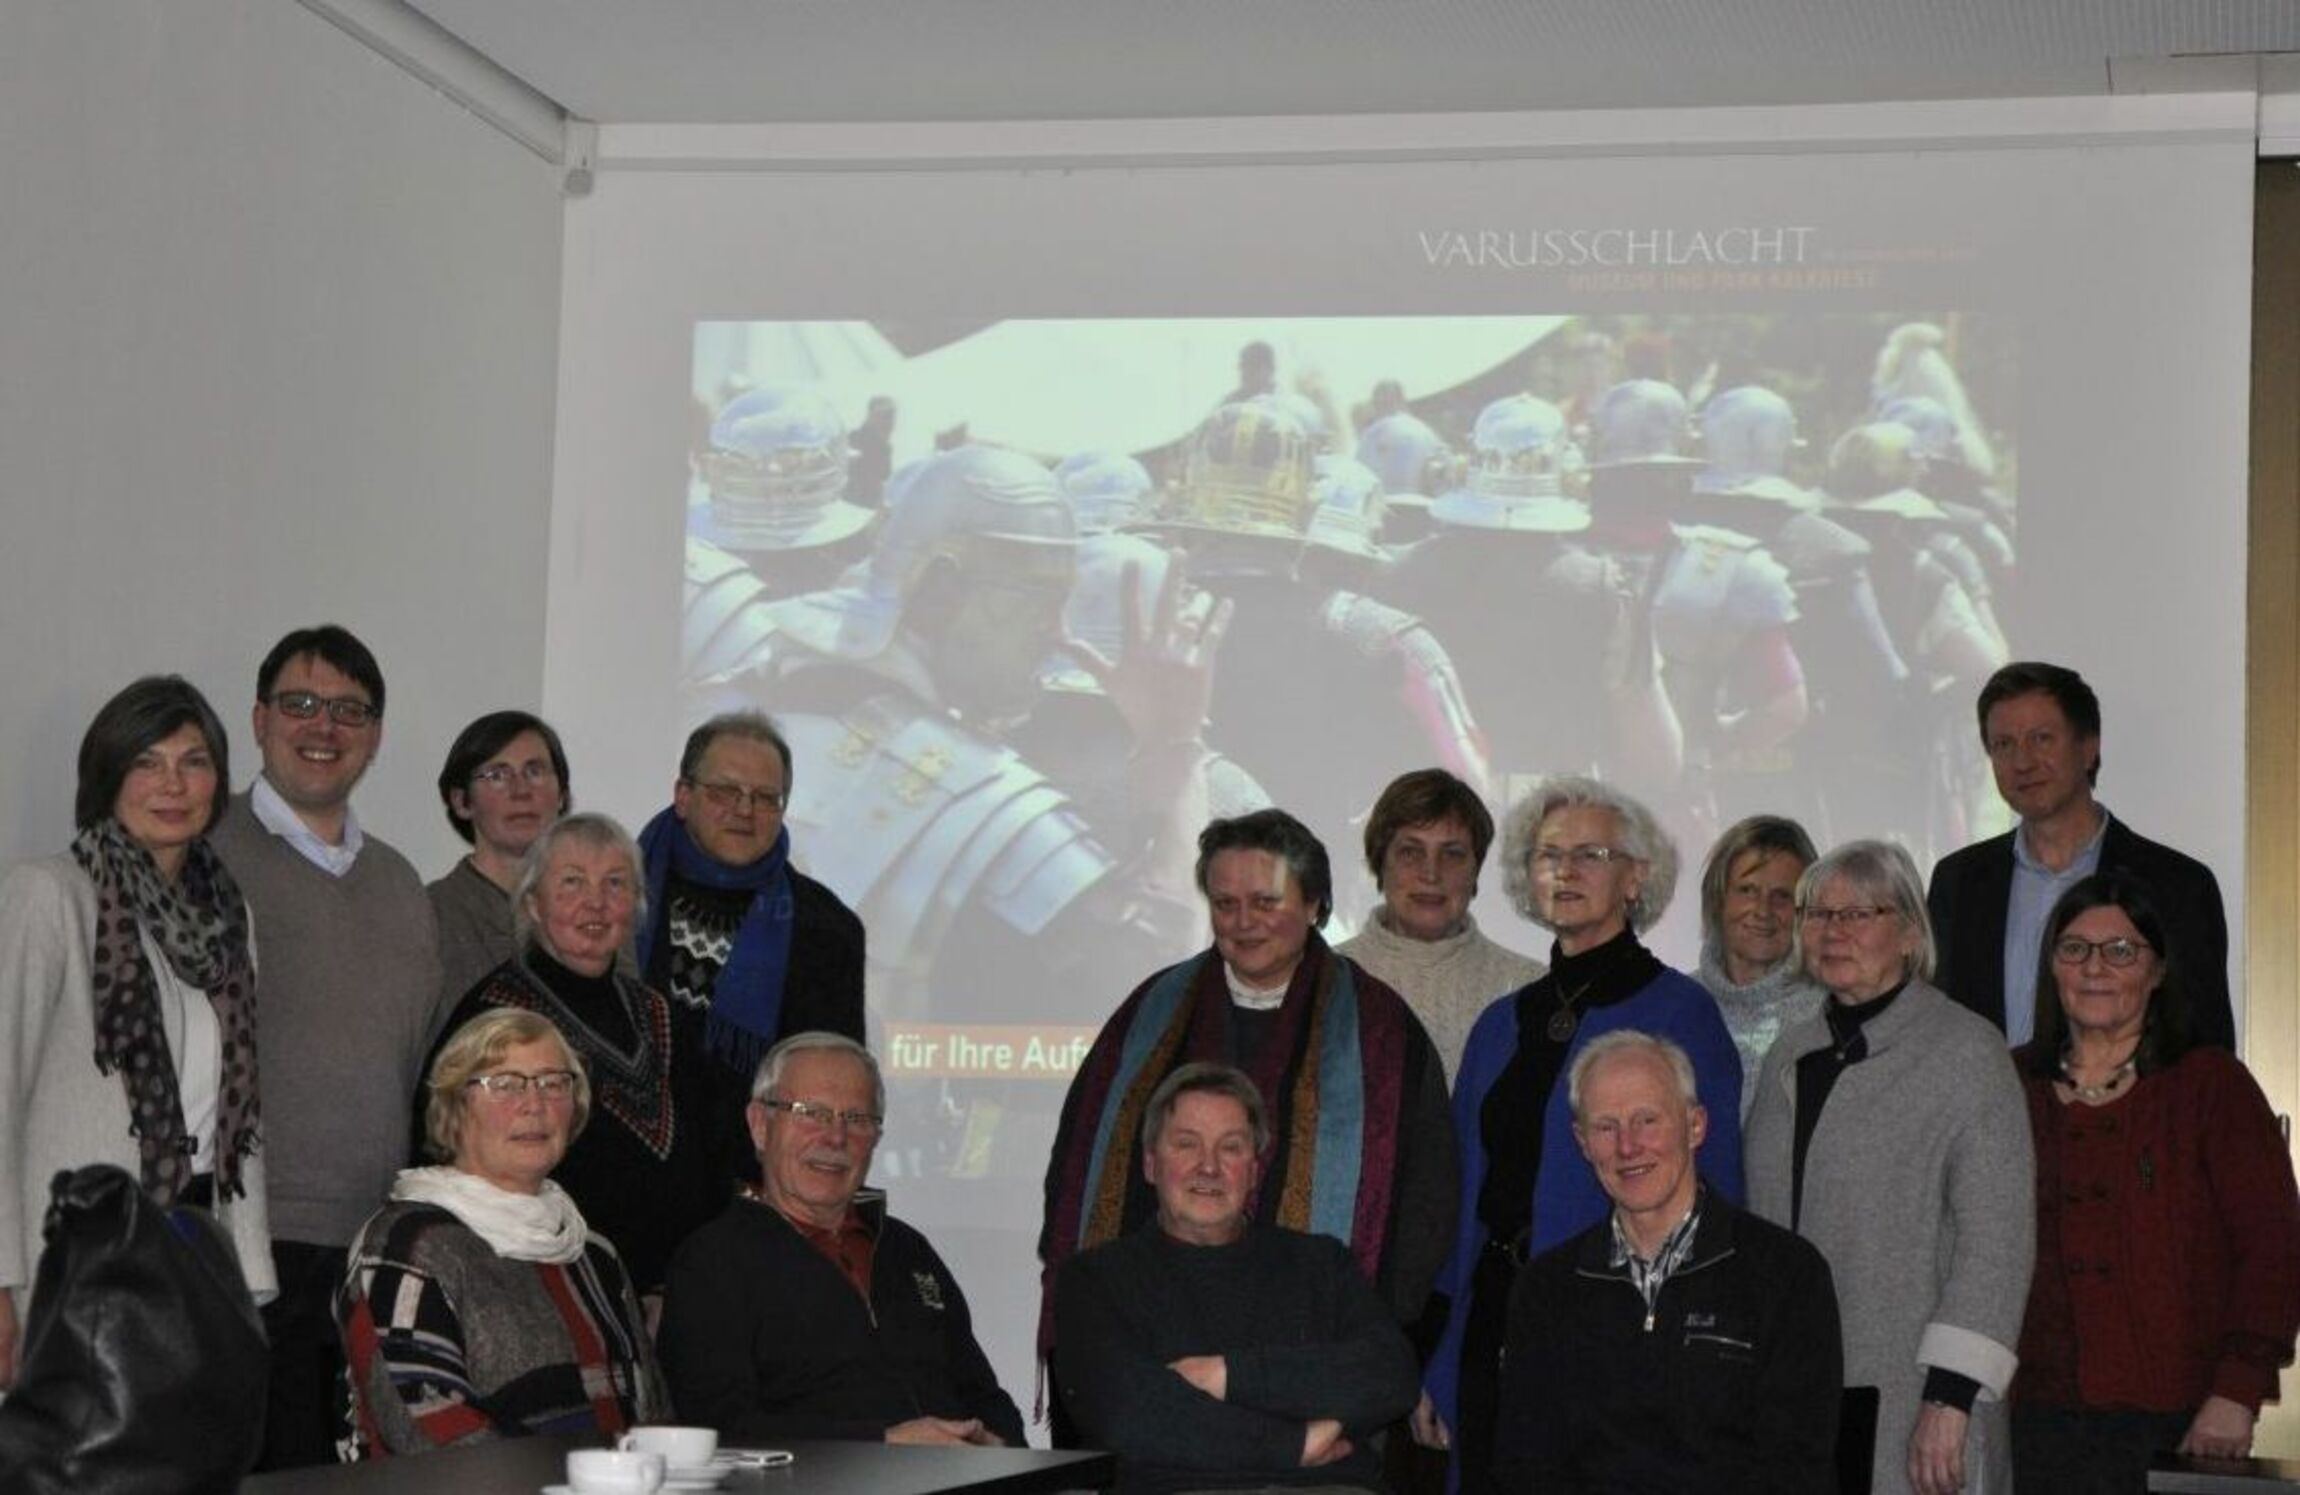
{"left": 1301, "top": 1418, "right": 1354, "bottom": 1468}
{"left": 1167, "top": 1354, "right": 1228, "bottom": 1401}
{"left": 0, "top": 1290, "right": 17, "bottom": 1391}
{"left": 2178, "top": 1395, "right": 2256, "bottom": 1460}
{"left": 887, "top": 1416, "right": 986, "bottom": 1446}
{"left": 1408, "top": 1390, "right": 1450, "bottom": 1450}
{"left": 963, "top": 1423, "right": 1007, "bottom": 1447}
{"left": 1061, "top": 553, "right": 1230, "bottom": 763}
{"left": 1907, "top": 1402, "right": 1968, "bottom": 1495}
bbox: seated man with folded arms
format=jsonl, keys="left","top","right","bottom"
{"left": 1055, "top": 1062, "right": 1418, "bottom": 1494}
{"left": 656, "top": 1032, "right": 1024, "bottom": 1447}
{"left": 1493, "top": 1030, "right": 1842, "bottom": 1493}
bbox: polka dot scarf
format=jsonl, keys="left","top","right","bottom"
{"left": 70, "top": 817, "right": 259, "bottom": 1204}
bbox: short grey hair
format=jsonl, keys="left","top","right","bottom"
{"left": 511, "top": 812, "right": 648, "bottom": 950}
{"left": 1141, "top": 1062, "right": 1270, "bottom": 1156}
{"left": 1794, "top": 838, "right": 1935, "bottom": 984}
{"left": 1567, "top": 1029, "right": 1699, "bottom": 1121}
{"left": 1500, "top": 775, "right": 1678, "bottom": 933}
{"left": 751, "top": 1030, "right": 886, "bottom": 1117}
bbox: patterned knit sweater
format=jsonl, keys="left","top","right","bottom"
{"left": 338, "top": 1201, "right": 666, "bottom": 1456}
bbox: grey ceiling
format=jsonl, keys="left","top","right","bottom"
{"left": 403, "top": 0, "right": 2300, "bottom": 125}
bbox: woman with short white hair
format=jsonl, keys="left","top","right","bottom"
{"left": 1746, "top": 838, "right": 2032, "bottom": 1495}
{"left": 1423, "top": 775, "right": 1744, "bottom": 1493}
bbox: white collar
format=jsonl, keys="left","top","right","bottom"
{"left": 250, "top": 775, "right": 365, "bottom": 876}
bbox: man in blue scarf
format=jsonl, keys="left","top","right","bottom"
{"left": 637, "top": 711, "right": 865, "bottom": 1181}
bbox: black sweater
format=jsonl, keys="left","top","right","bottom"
{"left": 1494, "top": 1192, "right": 1843, "bottom": 1493}
{"left": 658, "top": 1194, "right": 1025, "bottom": 1446}
{"left": 1055, "top": 1224, "right": 1418, "bottom": 1495}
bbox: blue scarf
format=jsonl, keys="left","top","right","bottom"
{"left": 635, "top": 807, "right": 794, "bottom": 1076}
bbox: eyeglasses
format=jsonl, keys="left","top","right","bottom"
{"left": 684, "top": 778, "right": 787, "bottom": 814}
{"left": 466, "top": 1069, "right": 579, "bottom": 1100}
{"left": 2053, "top": 936, "right": 2151, "bottom": 968}
{"left": 1531, "top": 845, "right": 1629, "bottom": 872}
{"left": 267, "top": 691, "right": 379, "bottom": 727}
{"left": 1799, "top": 905, "right": 1898, "bottom": 929}
{"left": 470, "top": 760, "right": 557, "bottom": 790}
{"left": 761, "top": 1098, "right": 883, "bottom": 1135}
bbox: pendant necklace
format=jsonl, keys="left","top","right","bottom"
{"left": 1548, "top": 979, "right": 1596, "bottom": 1042}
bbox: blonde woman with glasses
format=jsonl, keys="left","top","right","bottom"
{"left": 341, "top": 1008, "right": 664, "bottom": 1457}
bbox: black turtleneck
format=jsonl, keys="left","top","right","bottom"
{"left": 1476, "top": 926, "right": 1665, "bottom": 1245}
{"left": 1789, "top": 978, "right": 1906, "bottom": 1231}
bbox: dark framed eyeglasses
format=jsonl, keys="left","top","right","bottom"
{"left": 683, "top": 777, "right": 787, "bottom": 814}
{"left": 266, "top": 690, "right": 379, "bottom": 727}
{"left": 2052, "top": 936, "right": 2151, "bottom": 969}
{"left": 1798, "top": 904, "right": 1897, "bottom": 929}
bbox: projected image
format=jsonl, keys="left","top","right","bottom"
{"left": 676, "top": 313, "right": 2017, "bottom": 1173}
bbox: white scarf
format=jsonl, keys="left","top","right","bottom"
{"left": 389, "top": 1166, "right": 591, "bottom": 1265}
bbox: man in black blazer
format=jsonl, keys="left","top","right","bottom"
{"left": 1926, "top": 661, "right": 2234, "bottom": 1049}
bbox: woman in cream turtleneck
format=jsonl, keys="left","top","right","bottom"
{"left": 1336, "top": 769, "right": 1541, "bottom": 1089}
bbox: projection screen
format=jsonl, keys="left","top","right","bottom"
{"left": 545, "top": 99, "right": 2257, "bottom": 1431}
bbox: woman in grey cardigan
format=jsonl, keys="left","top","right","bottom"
{"left": 1746, "top": 839, "right": 2032, "bottom": 1495}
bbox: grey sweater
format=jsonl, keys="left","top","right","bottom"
{"left": 1745, "top": 978, "right": 2033, "bottom": 1495}
{"left": 428, "top": 856, "right": 511, "bottom": 1012}
{"left": 212, "top": 795, "right": 441, "bottom": 1247}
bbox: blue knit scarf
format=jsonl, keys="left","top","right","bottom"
{"left": 635, "top": 807, "right": 793, "bottom": 1075}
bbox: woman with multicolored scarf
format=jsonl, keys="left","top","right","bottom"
{"left": 1039, "top": 808, "right": 1457, "bottom": 1434}
{"left": 0, "top": 676, "right": 274, "bottom": 1389}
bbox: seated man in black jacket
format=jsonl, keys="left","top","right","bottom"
{"left": 1054, "top": 1062, "right": 1418, "bottom": 1494}
{"left": 1494, "top": 1030, "right": 1842, "bottom": 1494}
{"left": 657, "top": 1032, "right": 1024, "bottom": 1446}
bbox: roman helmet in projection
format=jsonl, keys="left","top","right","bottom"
{"left": 699, "top": 383, "right": 874, "bottom": 552}
{"left": 1053, "top": 451, "right": 1158, "bottom": 535}
{"left": 1354, "top": 409, "right": 1455, "bottom": 499}
{"left": 1170, "top": 400, "right": 1315, "bottom": 542}
{"left": 1588, "top": 378, "right": 1702, "bottom": 470}
{"left": 1431, "top": 394, "right": 1592, "bottom": 533}
{"left": 1694, "top": 386, "right": 1818, "bottom": 510}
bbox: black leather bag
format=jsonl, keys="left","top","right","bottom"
{"left": 0, "top": 1165, "right": 268, "bottom": 1494}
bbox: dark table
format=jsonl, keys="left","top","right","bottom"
{"left": 2148, "top": 1452, "right": 2300, "bottom": 1492}
{"left": 238, "top": 1436, "right": 1115, "bottom": 1494}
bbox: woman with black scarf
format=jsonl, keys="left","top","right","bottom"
{"left": 0, "top": 676, "right": 272, "bottom": 1388}
{"left": 427, "top": 811, "right": 718, "bottom": 1302}
{"left": 1420, "top": 775, "right": 1745, "bottom": 1494}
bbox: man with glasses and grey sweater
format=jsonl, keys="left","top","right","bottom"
{"left": 209, "top": 623, "right": 441, "bottom": 1470}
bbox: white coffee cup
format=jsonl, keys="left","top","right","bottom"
{"left": 619, "top": 1424, "right": 719, "bottom": 1468}
{"left": 567, "top": 1447, "right": 666, "bottom": 1494}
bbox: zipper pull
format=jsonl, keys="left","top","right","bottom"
{"left": 1644, "top": 1306, "right": 1656, "bottom": 1333}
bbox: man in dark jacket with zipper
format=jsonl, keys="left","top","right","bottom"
{"left": 657, "top": 1032, "right": 1025, "bottom": 1447}
{"left": 1494, "top": 1031, "right": 1842, "bottom": 1493}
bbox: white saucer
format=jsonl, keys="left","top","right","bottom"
{"left": 664, "top": 1467, "right": 731, "bottom": 1491}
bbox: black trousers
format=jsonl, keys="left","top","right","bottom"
{"left": 254, "top": 1240, "right": 351, "bottom": 1472}
{"left": 2011, "top": 1404, "right": 2192, "bottom": 1495}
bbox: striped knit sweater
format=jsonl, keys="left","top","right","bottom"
{"left": 338, "top": 1201, "right": 666, "bottom": 1457}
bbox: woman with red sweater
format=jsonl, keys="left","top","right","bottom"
{"left": 2012, "top": 872, "right": 2300, "bottom": 1491}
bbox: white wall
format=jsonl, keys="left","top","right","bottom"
{"left": 0, "top": 1, "right": 565, "bottom": 876}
